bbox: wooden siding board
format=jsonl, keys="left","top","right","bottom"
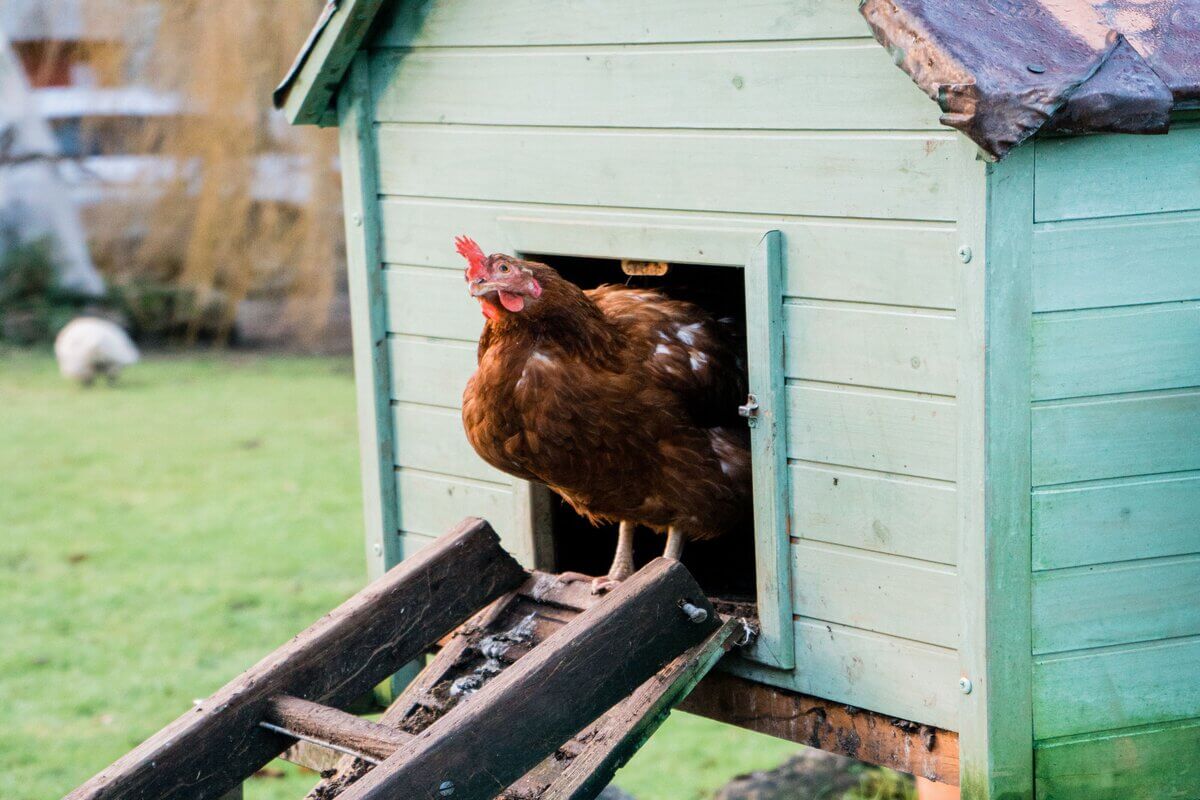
{"left": 1032, "top": 302, "right": 1200, "bottom": 400}
{"left": 379, "top": 198, "right": 958, "bottom": 309}
{"left": 789, "top": 463, "right": 957, "bottom": 566}
{"left": 786, "top": 384, "right": 957, "bottom": 482}
{"left": 387, "top": 337, "right": 476, "bottom": 408}
{"left": 1035, "top": 718, "right": 1200, "bottom": 800}
{"left": 1033, "top": 472, "right": 1200, "bottom": 570}
{"left": 1034, "top": 636, "right": 1200, "bottom": 739}
{"left": 391, "top": 402, "right": 511, "bottom": 485}
{"left": 369, "top": 43, "right": 941, "bottom": 131}
{"left": 1032, "top": 389, "right": 1200, "bottom": 486}
{"left": 744, "top": 231, "right": 794, "bottom": 669}
{"left": 1032, "top": 211, "right": 1200, "bottom": 312}
{"left": 783, "top": 302, "right": 957, "bottom": 395}
{"left": 956, "top": 140, "right": 1036, "bottom": 797}
{"left": 730, "top": 618, "right": 960, "bottom": 730}
{"left": 373, "top": 0, "right": 873, "bottom": 47}
{"left": 1033, "top": 555, "right": 1200, "bottom": 654}
{"left": 375, "top": 125, "right": 960, "bottom": 222}
{"left": 337, "top": 55, "right": 399, "bottom": 581}
{"left": 384, "top": 266, "right": 484, "bottom": 342}
{"left": 790, "top": 541, "right": 959, "bottom": 648}
{"left": 394, "top": 470, "right": 513, "bottom": 540}
{"left": 1034, "top": 125, "right": 1200, "bottom": 222}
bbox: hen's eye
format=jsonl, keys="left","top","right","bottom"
{"left": 499, "top": 264, "right": 510, "bottom": 273}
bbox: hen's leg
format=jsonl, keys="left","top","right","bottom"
{"left": 591, "top": 521, "right": 637, "bottom": 595}
{"left": 664, "top": 525, "right": 686, "bottom": 561}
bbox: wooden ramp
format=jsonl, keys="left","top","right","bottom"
{"left": 66, "top": 518, "right": 742, "bottom": 800}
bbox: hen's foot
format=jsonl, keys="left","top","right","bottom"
{"left": 556, "top": 571, "right": 597, "bottom": 585}
{"left": 590, "top": 574, "right": 627, "bottom": 595}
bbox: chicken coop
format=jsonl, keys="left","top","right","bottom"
{"left": 275, "top": 2, "right": 1200, "bottom": 798}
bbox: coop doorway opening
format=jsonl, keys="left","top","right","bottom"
{"left": 521, "top": 253, "right": 757, "bottom": 604}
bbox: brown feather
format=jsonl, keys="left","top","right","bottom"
{"left": 462, "top": 259, "right": 751, "bottom": 541}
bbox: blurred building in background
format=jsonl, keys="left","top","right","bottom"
{"left": 0, "top": 0, "right": 347, "bottom": 350}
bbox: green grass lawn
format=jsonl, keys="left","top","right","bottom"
{"left": 0, "top": 349, "right": 806, "bottom": 800}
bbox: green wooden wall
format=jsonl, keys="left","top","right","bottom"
{"left": 1026, "top": 124, "right": 1200, "bottom": 800}
{"left": 353, "top": 0, "right": 972, "bottom": 735}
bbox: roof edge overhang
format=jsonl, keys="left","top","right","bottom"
{"left": 274, "top": 0, "right": 390, "bottom": 127}
{"left": 860, "top": 0, "right": 1183, "bottom": 159}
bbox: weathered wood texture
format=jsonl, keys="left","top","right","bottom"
{"left": 1035, "top": 717, "right": 1200, "bottom": 800}
{"left": 509, "top": 619, "right": 743, "bottom": 800}
{"left": 65, "top": 519, "right": 525, "bottom": 800}
{"left": 264, "top": 696, "right": 412, "bottom": 763}
{"left": 337, "top": 55, "right": 400, "bottom": 581}
{"left": 369, "top": 42, "right": 939, "bottom": 131}
{"left": 1034, "top": 123, "right": 1200, "bottom": 222}
{"left": 1027, "top": 126, "right": 1200, "bottom": 800}
{"left": 744, "top": 231, "right": 793, "bottom": 669}
{"left": 373, "top": 0, "right": 874, "bottom": 47}
{"left": 679, "top": 671, "right": 960, "bottom": 785}
{"left": 338, "top": 559, "right": 719, "bottom": 800}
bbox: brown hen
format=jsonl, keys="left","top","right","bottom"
{"left": 457, "top": 237, "right": 751, "bottom": 592}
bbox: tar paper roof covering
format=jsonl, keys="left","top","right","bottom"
{"left": 860, "top": 0, "right": 1200, "bottom": 158}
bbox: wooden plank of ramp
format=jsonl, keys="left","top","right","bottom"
{"left": 339, "top": 559, "right": 719, "bottom": 800}
{"left": 505, "top": 617, "right": 744, "bottom": 800}
{"left": 66, "top": 518, "right": 526, "bottom": 800}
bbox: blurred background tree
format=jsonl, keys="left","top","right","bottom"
{"left": 4, "top": 0, "right": 343, "bottom": 346}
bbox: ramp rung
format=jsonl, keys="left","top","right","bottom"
{"left": 260, "top": 696, "right": 412, "bottom": 765}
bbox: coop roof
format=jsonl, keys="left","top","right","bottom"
{"left": 862, "top": 0, "right": 1200, "bottom": 158}
{"left": 278, "top": 0, "right": 1200, "bottom": 157}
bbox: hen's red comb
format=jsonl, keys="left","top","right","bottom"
{"left": 455, "top": 235, "right": 488, "bottom": 280}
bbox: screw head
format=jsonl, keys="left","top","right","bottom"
{"left": 373, "top": 542, "right": 383, "bottom": 556}
{"left": 959, "top": 677, "right": 974, "bottom": 694}
{"left": 439, "top": 780, "right": 455, "bottom": 796}
{"left": 1027, "top": 63, "right": 1046, "bottom": 74}
{"left": 958, "top": 246, "right": 973, "bottom": 263}
{"left": 352, "top": 213, "right": 364, "bottom": 227}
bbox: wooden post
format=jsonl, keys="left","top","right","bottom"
{"left": 66, "top": 519, "right": 526, "bottom": 800}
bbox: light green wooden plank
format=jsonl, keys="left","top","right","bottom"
{"left": 789, "top": 463, "right": 957, "bottom": 565}
{"left": 379, "top": 198, "right": 958, "bottom": 309}
{"left": 729, "top": 618, "right": 960, "bottom": 730}
{"left": 786, "top": 384, "right": 957, "bottom": 481}
{"left": 396, "top": 531, "right": 438, "bottom": 560}
{"left": 395, "top": 469, "right": 513, "bottom": 539}
{"left": 373, "top": 0, "right": 872, "bottom": 47}
{"left": 384, "top": 266, "right": 484, "bottom": 341}
{"left": 1032, "top": 389, "right": 1200, "bottom": 486}
{"left": 1034, "top": 635, "right": 1200, "bottom": 739}
{"left": 391, "top": 402, "right": 510, "bottom": 485}
{"left": 956, "top": 139, "right": 1036, "bottom": 798}
{"left": 282, "top": 0, "right": 386, "bottom": 126}
{"left": 1034, "top": 125, "right": 1200, "bottom": 222}
{"left": 1035, "top": 717, "right": 1200, "bottom": 800}
{"left": 1032, "top": 302, "right": 1200, "bottom": 400}
{"left": 743, "top": 231, "right": 793, "bottom": 670}
{"left": 369, "top": 42, "right": 940, "bottom": 131}
{"left": 1033, "top": 555, "right": 1200, "bottom": 655}
{"left": 1032, "top": 211, "right": 1200, "bottom": 312}
{"left": 376, "top": 125, "right": 960, "bottom": 222}
{"left": 1033, "top": 472, "right": 1200, "bottom": 570}
{"left": 387, "top": 336, "right": 476, "bottom": 408}
{"left": 336, "top": 55, "right": 399, "bottom": 581}
{"left": 783, "top": 301, "right": 956, "bottom": 395}
{"left": 790, "top": 541, "right": 959, "bottom": 648}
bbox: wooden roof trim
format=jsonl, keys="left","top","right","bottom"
{"left": 274, "top": 0, "right": 389, "bottom": 127}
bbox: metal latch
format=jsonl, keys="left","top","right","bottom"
{"left": 738, "top": 394, "right": 760, "bottom": 425}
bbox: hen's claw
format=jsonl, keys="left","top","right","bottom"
{"left": 590, "top": 576, "right": 625, "bottom": 595}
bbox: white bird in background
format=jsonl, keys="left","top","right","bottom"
{"left": 54, "top": 317, "right": 140, "bottom": 386}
